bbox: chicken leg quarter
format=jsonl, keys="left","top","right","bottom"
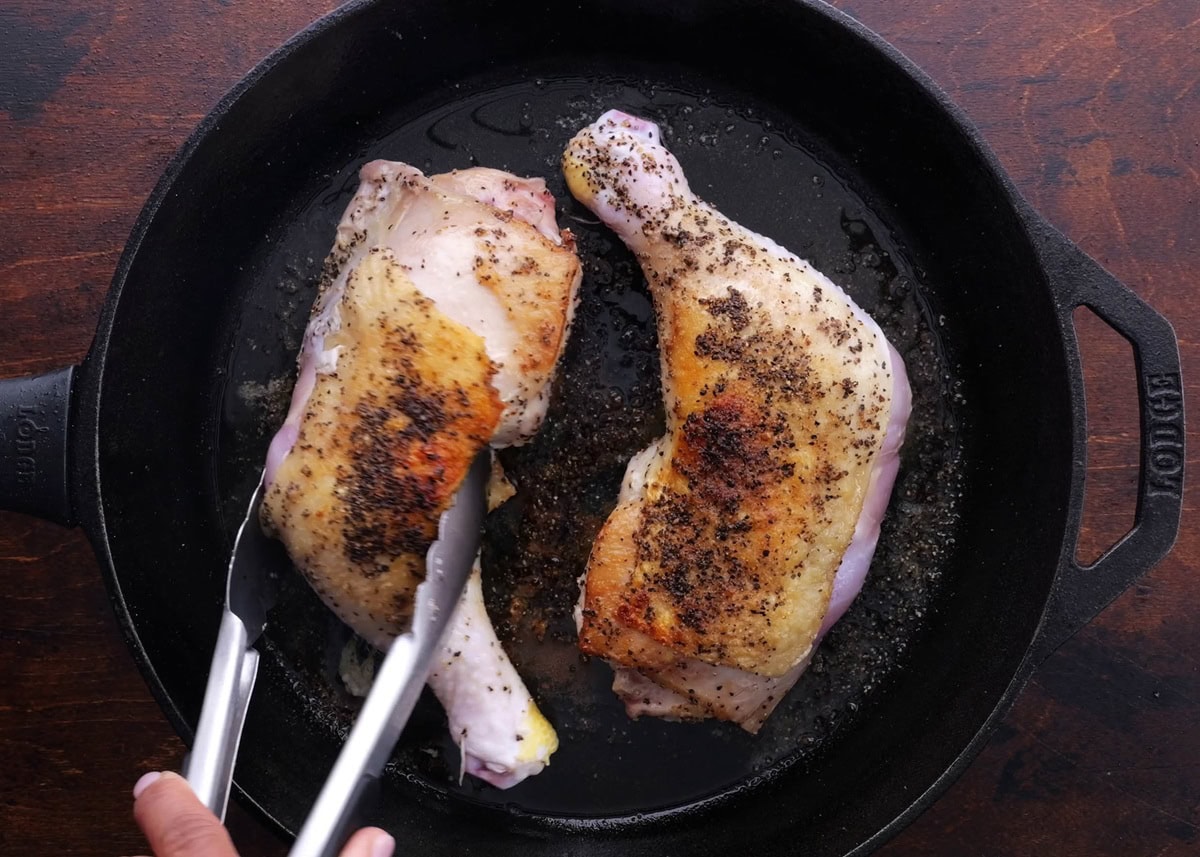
{"left": 563, "top": 111, "right": 911, "bottom": 732}
{"left": 261, "top": 161, "right": 581, "bottom": 784}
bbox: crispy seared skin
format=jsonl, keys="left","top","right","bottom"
{"left": 262, "top": 250, "right": 503, "bottom": 642}
{"left": 261, "top": 164, "right": 581, "bottom": 645}
{"left": 566, "top": 113, "right": 897, "bottom": 679}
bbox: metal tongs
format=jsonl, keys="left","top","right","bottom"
{"left": 185, "top": 452, "right": 489, "bottom": 857}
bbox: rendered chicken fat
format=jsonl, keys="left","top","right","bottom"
{"left": 564, "top": 110, "right": 911, "bottom": 731}
{"left": 261, "top": 160, "right": 581, "bottom": 785}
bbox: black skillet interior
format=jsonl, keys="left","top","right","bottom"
{"left": 90, "top": 1, "right": 1074, "bottom": 854}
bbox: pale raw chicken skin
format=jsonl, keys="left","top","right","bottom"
{"left": 429, "top": 562, "right": 557, "bottom": 788}
{"left": 261, "top": 161, "right": 580, "bottom": 784}
{"left": 563, "top": 111, "right": 910, "bottom": 731}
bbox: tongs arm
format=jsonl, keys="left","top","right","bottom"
{"left": 184, "top": 475, "right": 276, "bottom": 817}
{"left": 287, "top": 633, "right": 424, "bottom": 857}
{"left": 184, "top": 610, "right": 261, "bottom": 819}
{"left": 181, "top": 452, "right": 485, "bottom": 850}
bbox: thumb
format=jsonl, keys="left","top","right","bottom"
{"left": 132, "top": 771, "right": 238, "bottom": 857}
{"left": 337, "top": 827, "right": 396, "bottom": 857}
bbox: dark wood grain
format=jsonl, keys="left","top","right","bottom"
{"left": 0, "top": 1, "right": 1195, "bottom": 855}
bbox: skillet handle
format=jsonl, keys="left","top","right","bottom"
{"left": 1025, "top": 214, "right": 1184, "bottom": 662}
{"left": 0, "top": 366, "right": 76, "bottom": 527}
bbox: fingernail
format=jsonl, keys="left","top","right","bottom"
{"left": 132, "top": 771, "right": 162, "bottom": 799}
{"left": 370, "top": 832, "right": 395, "bottom": 857}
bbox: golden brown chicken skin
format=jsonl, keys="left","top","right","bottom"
{"left": 262, "top": 249, "right": 504, "bottom": 640}
{"left": 261, "top": 162, "right": 581, "bottom": 647}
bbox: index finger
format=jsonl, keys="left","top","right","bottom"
{"left": 131, "top": 771, "right": 396, "bottom": 857}
{"left": 133, "top": 772, "right": 238, "bottom": 857}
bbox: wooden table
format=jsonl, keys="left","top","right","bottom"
{"left": 1, "top": 1, "right": 1195, "bottom": 854}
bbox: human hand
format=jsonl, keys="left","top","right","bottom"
{"left": 132, "top": 771, "right": 394, "bottom": 857}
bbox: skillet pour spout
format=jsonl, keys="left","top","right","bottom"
{"left": 0, "top": 0, "right": 1185, "bottom": 855}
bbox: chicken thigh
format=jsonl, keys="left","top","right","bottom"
{"left": 261, "top": 161, "right": 581, "bottom": 784}
{"left": 563, "top": 111, "right": 910, "bottom": 732}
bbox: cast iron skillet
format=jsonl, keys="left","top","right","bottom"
{"left": 0, "top": 0, "right": 1185, "bottom": 855}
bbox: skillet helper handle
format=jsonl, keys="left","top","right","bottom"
{"left": 1027, "top": 215, "right": 1184, "bottom": 660}
{"left": 0, "top": 366, "right": 75, "bottom": 526}
{"left": 184, "top": 610, "right": 261, "bottom": 821}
